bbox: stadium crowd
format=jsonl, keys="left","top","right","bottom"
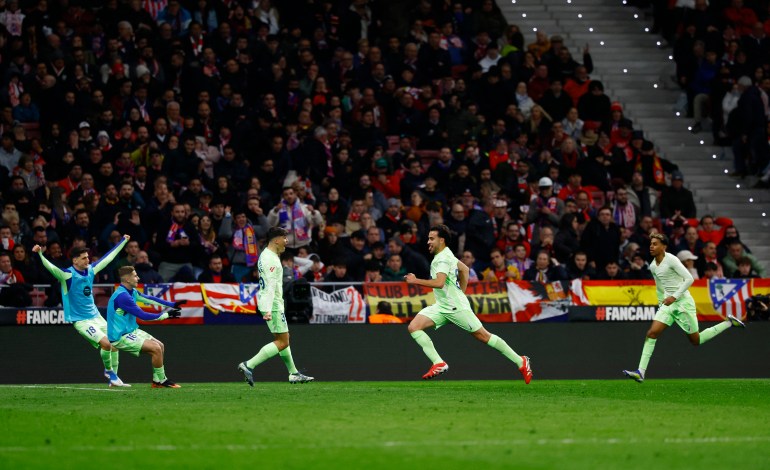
{"left": 665, "top": 0, "right": 770, "bottom": 183}
{"left": 0, "top": 0, "right": 765, "bottom": 308}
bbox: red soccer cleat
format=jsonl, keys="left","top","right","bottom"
{"left": 422, "top": 362, "right": 449, "bottom": 380}
{"left": 519, "top": 356, "right": 532, "bottom": 384}
{"left": 152, "top": 380, "right": 181, "bottom": 388}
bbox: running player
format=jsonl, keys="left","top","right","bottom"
{"left": 405, "top": 224, "right": 533, "bottom": 383}
{"left": 107, "top": 266, "right": 183, "bottom": 388}
{"left": 33, "top": 236, "right": 130, "bottom": 387}
{"left": 623, "top": 233, "right": 745, "bottom": 382}
{"left": 237, "top": 227, "right": 314, "bottom": 386}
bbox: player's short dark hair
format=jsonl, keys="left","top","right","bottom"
{"left": 118, "top": 266, "right": 135, "bottom": 278}
{"left": 650, "top": 233, "right": 668, "bottom": 246}
{"left": 430, "top": 224, "right": 452, "bottom": 245}
{"left": 70, "top": 246, "right": 89, "bottom": 259}
{"left": 267, "top": 226, "right": 288, "bottom": 242}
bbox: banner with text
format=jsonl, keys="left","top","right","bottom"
{"left": 363, "top": 281, "right": 514, "bottom": 322}
{"left": 310, "top": 286, "right": 367, "bottom": 324}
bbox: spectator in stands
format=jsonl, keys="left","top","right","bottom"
{"left": 387, "top": 237, "right": 429, "bottom": 279}
{"left": 482, "top": 248, "right": 520, "bottom": 282}
{"left": 596, "top": 260, "right": 627, "bottom": 281}
{"left": 267, "top": 186, "right": 323, "bottom": 251}
{"left": 610, "top": 187, "right": 639, "bottom": 231}
{"left": 554, "top": 213, "right": 580, "bottom": 265}
{"left": 382, "top": 254, "right": 407, "bottom": 282}
{"left": 722, "top": 241, "right": 766, "bottom": 278}
{"left": 154, "top": 202, "right": 198, "bottom": 282}
{"left": 677, "top": 250, "right": 700, "bottom": 280}
{"left": 675, "top": 226, "right": 704, "bottom": 258}
{"left": 660, "top": 171, "right": 697, "bottom": 220}
{"left": 733, "top": 257, "right": 760, "bottom": 279}
{"left": 566, "top": 251, "right": 596, "bottom": 280}
{"left": 697, "top": 242, "right": 725, "bottom": 278}
{"left": 132, "top": 250, "right": 164, "bottom": 284}
{"left": 523, "top": 250, "right": 567, "bottom": 282}
{"left": 581, "top": 206, "right": 621, "bottom": 271}
{"left": 526, "top": 177, "right": 564, "bottom": 242}
{"left": 625, "top": 171, "right": 659, "bottom": 219}
{"left": 731, "top": 76, "right": 769, "bottom": 177}
{"left": 697, "top": 215, "right": 734, "bottom": 245}
{"left": 716, "top": 225, "right": 751, "bottom": 260}
{"left": 323, "top": 257, "right": 354, "bottom": 287}
{"left": 198, "top": 254, "right": 236, "bottom": 283}
{"left": 219, "top": 209, "right": 268, "bottom": 282}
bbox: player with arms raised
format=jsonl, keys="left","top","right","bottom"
{"left": 33, "top": 236, "right": 130, "bottom": 387}
{"left": 405, "top": 224, "right": 533, "bottom": 383}
{"left": 238, "top": 227, "right": 314, "bottom": 386}
{"left": 623, "top": 233, "right": 745, "bottom": 382}
{"left": 107, "top": 266, "right": 184, "bottom": 388}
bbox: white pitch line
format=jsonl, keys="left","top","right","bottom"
{"left": 1, "top": 436, "right": 770, "bottom": 453}
{"left": 0, "top": 385, "right": 132, "bottom": 392}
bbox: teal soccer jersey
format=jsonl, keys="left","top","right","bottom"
{"left": 107, "top": 285, "right": 175, "bottom": 342}
{"left": 37, "top": 239, "right": 127, "bottom": 323}
{"left": 430, "top": 247, "right": 472, "bottom": 312}
{"left": 257, "top": 249, "right": 284, "bottom": 314}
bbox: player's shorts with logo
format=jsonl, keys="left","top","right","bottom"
{"left": 654, "top": 296, "right": 698, "bottom": 334}
{"left": 417, "top": 304, "right": 482, "bottom": 333}
{"left": 261, "top": 310, "right": 289, "bottom": 334}
{"left": 111, "top": 329, "right": 156, "bottom": 356}
{"left": 73, "top": 316, "right": 108, "bottom": 348}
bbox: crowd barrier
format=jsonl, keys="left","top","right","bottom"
{"left": 1, "top": 279, "right": 767, "bottom": 326}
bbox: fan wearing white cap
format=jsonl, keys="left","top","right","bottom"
{"left": 676, "top": 250, "right": 699, "bottom": 279}
{"left": 526, "top": 176, "right": 564, "bottom": 244}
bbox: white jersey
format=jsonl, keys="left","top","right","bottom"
{"left": 649, "top": 252, "right": 694, "bottom": 303}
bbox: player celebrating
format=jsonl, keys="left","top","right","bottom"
{"left": 623, "top": 233, "right": 745, "bottom": 382}
{"left": 107, "top": 266, "right": 183, "bottom": 388}
{"left": 33, "top": 236, "right": 130, "bottom": 387}
{"left": 405, "top": 224, "right": 533, "bottom": 383}
{"left": 238, "top": 227, "right": 314, "bottom": 386}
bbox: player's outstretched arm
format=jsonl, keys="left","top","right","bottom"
{"left": 32, "top": 245, "right": 70, "bottom": 281}
{"left": 136, "top": 291, "right": 176, "bottom": 308}
{"left": 405, "top": 272, "right": 446, "bottom": 289}
{"left": 457, "top": 261, "right": 470, "bottom": 292}
{"left": 93, "top": 235, "right": 130, "bottom": 274}
{"left": 115, "top": 292, "right": 173, "bottom": 321}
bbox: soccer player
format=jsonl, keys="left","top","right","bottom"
{"left": 623, "top": 233, "right": 745, "bottom": 382}
{"left": 107, "top": 266, "right": 183, "bottom": 388}
{"left": 405, "top": 224, "right": 533, "bottom": 383}
{"left": 33, "top": 235, "right": 130, "bottom": 387}
{"left": 237, "top": 227, "right": 314, "bottom": 386}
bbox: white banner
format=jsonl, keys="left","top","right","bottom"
{"left": 310, "top": 286, "right": 366, "bottom": 324}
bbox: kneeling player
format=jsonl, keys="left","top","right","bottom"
{"left": 107, "top": 266, "right": 184, "bottom": 388}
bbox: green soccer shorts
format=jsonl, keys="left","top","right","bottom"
{"left": 73, "top": 316, "right": 108, "bottom": 348}
{"left": 654, "top": 296, "right": 699, "bottom": 334}
{"left": 111, "top": 329, "right": 156, "bottom": 356}
{"left": 261, "top": 310, "right": 289, "bottom": 334}
{"left": 417, "top": 304, "right": 483, "bottom": 333}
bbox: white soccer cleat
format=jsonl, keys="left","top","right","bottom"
{"left": 622, "top": 369, "right": 644, "bottom": 383}
{"left": 727, "top": 314, "right": 746, "bottom": 328}
{"left": 105, "top": 370, "right": 130, "bottom": 387}
{"left": 289, "top": 372, "right": 314, "bottom": 384}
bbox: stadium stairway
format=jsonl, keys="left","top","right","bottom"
{"left": 498, "top": 0, "right": 770, "bottom": 271}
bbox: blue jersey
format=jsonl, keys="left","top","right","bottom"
{"left": 37, "top": 239, "right": 128, "bottom": 323}
{"left": 107, "top": 285, "right": 174, "bottom": 342}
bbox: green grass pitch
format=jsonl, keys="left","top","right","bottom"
{"left": 1, "top": 379, "right": 769, "bottom": 469}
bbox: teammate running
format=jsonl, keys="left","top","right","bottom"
{"left": 405, "top": 224, "right": 533, "bottom": 383}
{"left": 33, "top": 236, "right": 130, "bottom": 387}
{"left": 623, "top": 233, "right": 745, "bottom": 382}
{"left": 107, "top": 266, "right": 183, "bottom": 388}
{"left": 238, "top": 226, "right": 313, "bottom": 386}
